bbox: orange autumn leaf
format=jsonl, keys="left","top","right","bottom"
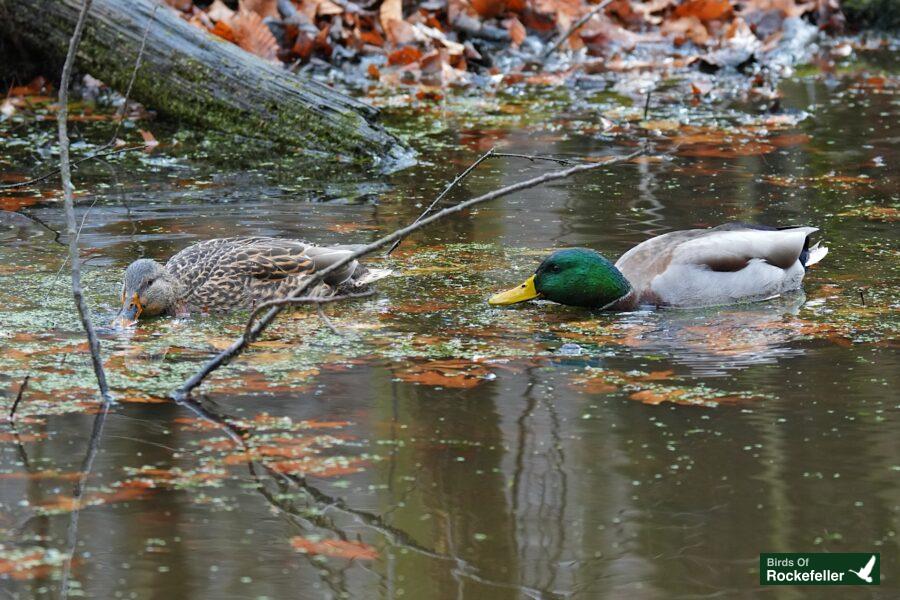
{"left": 674, "top": 0, "right": 732, "bottom": 22}
{"left": 359, "top": 29, "right": 385, "bottom": 47}
{"left": 678, "top": 141, "right": 776, "bottom": 158}
{"left": 210, "top": 19, "right": 239, "bottom": 43}
{"left": 290, "top": 537, "right": 379, "bottom": 560}
{"left": 388, "top": 45, "right": 422, "bottom": 66}
{"left": 8, "top": 76, "right": 50, "bottom": 97}
{"left": 0, "top": 471, "right": 82, "bottom": 481}
{"left": 395, "top": 359, "right": 492, "bottom": 389}
{"left": 629, "top": 389, "right": 680, "bottom": 405}
{"left": 367, "top": 63, "right": 381, "bottom": 79}
{"left": 226, "top": 10, "right": 280, "bottom": 61}
{"left": 471, "top": 0, "right": 507, "bottom": 18}
{"left": 768, "top": 133, "right": 810, "bottom": 147}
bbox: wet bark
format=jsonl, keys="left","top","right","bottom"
{"left": 0, "top": 0, "right": 413, "bottom": 170}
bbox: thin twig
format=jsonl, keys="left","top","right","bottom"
{"left": 385, "top": 147, "right": 495, "bottom": 256}
{"left": 0, "top": 145, "right": 146, "bottom": 190}
{"left": 316, "top": 304, "right": 340, "bottom": 335}
{"left": 244, "top": 290, "right": 375, "bottom": 338}
{"left": 58, "top": 0, "right": 111, "bottom": 403}
{"left": 110, "top": 4, "right": 157, "bottom": 140}
{"left": 543, "top": 0, "right": 614, "bottom": 58}
{"left": 643, "top": 89, "right": 652, "bottom": 121}
{"left": 7, "top": 375, "right": 30, "bottom": 422}
{"left": 173, "top": 148, "right": 642, "bottom": 401}
{"left": 492, "top": 152, "right": 578, "bottom": 166}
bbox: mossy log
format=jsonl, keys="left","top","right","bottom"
{"left": 0, "top": 0, "right": 413, "bottom": 170}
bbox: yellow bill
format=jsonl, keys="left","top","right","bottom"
{"left": 489, "top": 275, "right": 540, "bottom": 305}
{"left": 112, "top": 293, "right": 143, "bottom": 328}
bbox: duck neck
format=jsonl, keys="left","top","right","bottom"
{"left": 595, "top": 268, "right": 633, "bottom": 310}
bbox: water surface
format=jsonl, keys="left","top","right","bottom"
{"left": 0, "top": 51, "right": 898, "bottom": 599}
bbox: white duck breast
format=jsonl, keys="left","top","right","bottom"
{"left": 615, "top": 225, "right": 825, "bottom": 308}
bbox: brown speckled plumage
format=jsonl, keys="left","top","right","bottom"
{"left": 119, "top": 237, "right": 383, "bottom": 319}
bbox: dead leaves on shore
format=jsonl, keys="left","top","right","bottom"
{"left": 157, "top": 0, "right": 845, "bottom": 91}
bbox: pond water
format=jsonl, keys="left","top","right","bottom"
{"left": 1, "top": 50, "right": 898, "bottom": 599}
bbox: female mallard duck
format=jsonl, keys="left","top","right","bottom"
{"left": 115, "top": 237, "right": 387, "bottom": 323}
{"left": 489, "top": 223, "right": 828, "bottom": 310}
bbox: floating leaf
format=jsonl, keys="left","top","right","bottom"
{"left": 290, "top": 537, "right": 379, "bottom": 560}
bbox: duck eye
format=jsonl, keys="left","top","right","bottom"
{"left": 550, "top": 264, "right": 561, "bottom": 273}
{"left": 146, "top": 278, "right": 156, "bottom": 287}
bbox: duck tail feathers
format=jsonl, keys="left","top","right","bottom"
{"left": 356, "top": 267, "right": 393, "bottom": 285}
{"left": 804, "top": 242, "right": 828, "bottom": 267}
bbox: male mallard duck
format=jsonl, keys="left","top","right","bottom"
{"left": 115, "top": 237, "right": 387, "bottom": 323}
{"left": 489, "top": 223, "right": 828, "bottom": 310}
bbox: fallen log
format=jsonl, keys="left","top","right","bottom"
{"left": 0, "top": 0, "right": 413, "bottom": 170}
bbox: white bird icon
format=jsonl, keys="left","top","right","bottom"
{"left": 848, "top": 555, "right": 877, "bottom": 583}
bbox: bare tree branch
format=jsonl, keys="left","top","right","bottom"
{"left": 244, "top": 290, "right": 376, "bottom": 338}
{"left": 172, "top": 148, "right": 642, "bottom": 401}
{"left": 58, "top": 0, "right": 111, "bottom": 402}
{"left": 543, "top": 0, "right": 614, "bottom": 58}
{"left": 386, "top": 150, "right": 582, "bottom": 256}
{"left": 385, "top": 147, "right": 495, "bottom": 256}
{"left": 492, "top": 153, "right": 578, "bottom": 166}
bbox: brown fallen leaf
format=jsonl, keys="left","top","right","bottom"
{"left": 506, "top": 16, "right": 527, "bottom": 46}
{"left": 472, "top": 0, "right": 507, "bottom": 18}
{"left": 388, "top": 45, "right": 422, "bottom": 66}
{"left": 674, "top": 0, "right": 733, "bottom": 22}
{"left": 291, "top": 537, "right": 379, "bottom": 560}
{"left": 139, "top": 129, "right": 159, "bottom": 148}
{"left": 661, "top": 16, "right": 709, "bottom": 45}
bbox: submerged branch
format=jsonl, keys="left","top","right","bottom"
{"left": 173, "top": 148, "right": 641, "bottom": 401}
{"left": 59, "top": 402, "right": 111, "bottom": 600}
{"left": 177, "top": 395, "right": 553, "bottom": 599}
{"left": 7, "top": 375, "right": 30, "bottom": 422}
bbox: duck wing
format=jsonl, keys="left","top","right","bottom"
{"left": 671, "top": 225, "right": 819, "bottom": 272}
{"left": 165, "top": 237, "right": 368, "bottom": 310}
{"left": 615, "top": 225, "right": 825, "bottom": 308}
